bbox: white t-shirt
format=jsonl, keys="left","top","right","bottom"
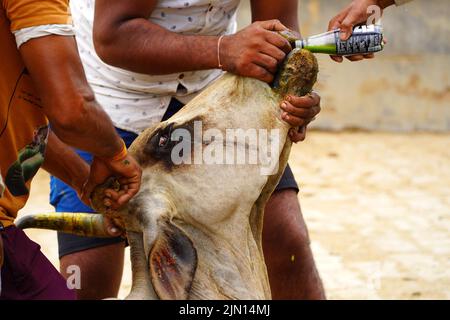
{"left": 71, "top": 0, "right": 240, "bottom": 133}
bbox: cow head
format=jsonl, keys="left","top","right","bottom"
{"left": 16, "top": 49, "right": 318, "bottom": 300}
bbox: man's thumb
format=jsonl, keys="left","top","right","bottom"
{"left": 261, "top": 19, "right": 288, "bottom": 32}
{"left": 339, "top": 9, "right": 362, "bottom": 41}
{"left": 339, "top": 24, "right": 353, "bottom": 41}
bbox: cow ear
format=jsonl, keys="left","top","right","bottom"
{"left": 149, "top": 221, "right": 197, "bottom": 300}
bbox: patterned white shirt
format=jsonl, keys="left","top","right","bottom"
{"left": 71, "top": 0, "right": 240, "bottom": 133}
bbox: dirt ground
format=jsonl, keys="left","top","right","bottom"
{"left": 18, "top": 131, "right": 450, "bottom": 300}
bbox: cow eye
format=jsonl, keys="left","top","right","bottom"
{"left": 159, "top": 134, "right": 169, "bottom": 147}
{"left": 157, "top": 124, "right": 175, "bottom": 150}
{"left": 144, "top": 123, "right": 177, "bottom": 158}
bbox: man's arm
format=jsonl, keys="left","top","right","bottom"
{"left": 41, "top": 132, "right": 89, "bottom": 197}
{"left": 19, "top": 35, "right": 142, "bottom": 208}
{"left": 94, "top": 0, "right": 319, "bottom": 142}
{"left": 20, "top": 35, "right": 123, "bottom": 158}
{"left": 93, "top": 0, "right": 217, "bottom": 75}
{"left": 93, "top": 0, "right": 290, "bottom": 83}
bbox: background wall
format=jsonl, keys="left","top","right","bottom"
{"left": 237, "top": 0, "right": 450, "bottom": 132}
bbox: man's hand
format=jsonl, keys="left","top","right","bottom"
{"left": 280, "top": 92, "right": 321, "bottom": 143}
{"left": 328, "top": 0, "right": 394, "bottom": 62}
{"left": 219, "top": 20, "right": 292, "bottom": 83}
{"left": 81, "top": 154, "right": 142, "bottom": 210}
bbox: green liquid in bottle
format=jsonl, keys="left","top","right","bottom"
{"left": 294, "top": 25, "right": 384, "bottom": 56}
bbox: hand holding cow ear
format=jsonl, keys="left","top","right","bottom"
{"left": 81, "top": 154, "right": 142, "bottom": 210}
{"left": 280, "top": 92, "right": 321, "bottom": 143}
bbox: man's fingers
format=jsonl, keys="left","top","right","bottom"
{"left": 340, "top": 7, "right": 367, "bottom": 40}
{"left": 281, "top": 102, "right": 321, "bottom": 122}
{"left": 339, "top": 9, "right": 362, "bottom": 40}
{"left": 345, "top": 55, "right": 365, "bottom": 62}
{"left": 264, "top": 31, "right": 292, "bottom": 54}
{"left": 289, "top": 126, "right": 307, "bottom": 143}
{"left": 328, "top": 9, "right": 350, "bottom": 62}
{"left": 328, "top": 17, "right": 340, "bottom": 32}
{"left": 339, "top": 21, "right": 354, "bottom": 41}
{"left": 328, "top": 3, "right": 377, "bottom": 61}
{"left": 104, "top": 188, "right": 134, "bottom": 209}
{"left": 289, "top": 130, "right": 305, "bottom": 143}
{"left": 118, "top": 177, "right": 130, "bottom": 185}
{"left": 249, "top": 64, "right": 274, "bottom": 83}
{"left": 116, "top": 179, "right": 141, "bottom": 206}
{"left": 281, "top": 112, "right": 305, "bottom": 127}
{"left": 310, "top": 105, "right": 321, "bottom": 118}
{"left": 280, "top": 93, "right": 320, "bottom": 125}
{"left": 281, "top": 101, "right": 313, "bottom": 118}
{"left": 254, "top": 53, "right": 278, "bottom": 74}
{"left": 103, "top": 190, "right": 124, "bottom": 208}
{"left": 81, "top": 181, "right": 96, "bottom": 204}
{"left": 104, "top": 179, "right": 141, "bottom": 209}
{"left": 328, "top": 5, "right": 352, "bottom": 31}
{"left": 259, "top": 43, "right": 286, "bottom": 63}
{"left": 298, "top": 125, "right": 307, "bottom": 141}
{"left": 104, "top": 188, "right": 121, "bottom": 200}
{"left": 116, "top": 192, "right": 135, "bottom": 207}
{"left": 334, "top": 53, "right": 374, "bottom": 62}
{"left": 331, "top": 55, "right": 344, "bottom": 63}
{"left": 285, "top": 92, "right": 320, "bottom": 108}
{"left": 259, "top": 19, "right": 288, "bottom": 32}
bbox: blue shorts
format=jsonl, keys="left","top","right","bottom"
{"left": 51, "top": 99, "right": 298, "bottom": 258}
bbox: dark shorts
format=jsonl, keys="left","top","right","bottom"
{"left": 51, "top": 99, "right": 299, "bottom": 258}
{"left": 0, "top": 226, "right": 76, "bottom": 300}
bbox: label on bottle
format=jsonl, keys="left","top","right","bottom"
{"left": 335, "top": 25, "right": 383, "bottom": 55}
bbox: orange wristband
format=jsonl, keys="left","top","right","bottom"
{"left": 104, "top": 139, "right": 128, "bottom": 162}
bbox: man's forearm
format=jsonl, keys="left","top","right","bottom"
{"left": 42, "top": 132, "right": 90, "bottom": 194}
{"left": 93, "top": 0, "right": 294, "bottom": 84}
{"left": 95, "top": 19, "right": 219, "bottom": 75}
{"left": 20, "top": 35, "right": 123, "bottom": 159}
{"left": 48, "top": 96, "right": 123, "bottom": 159}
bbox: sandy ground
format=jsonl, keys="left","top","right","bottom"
{"left": 17, "top": 131, "right": 450, "bottom": 300}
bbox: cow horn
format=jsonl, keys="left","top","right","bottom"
{"left": 15, "top": 212, "right": 114, "bottom": 238}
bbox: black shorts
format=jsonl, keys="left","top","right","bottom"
{"left": 56, "top": 99, "right": 299, "bottom": 258}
